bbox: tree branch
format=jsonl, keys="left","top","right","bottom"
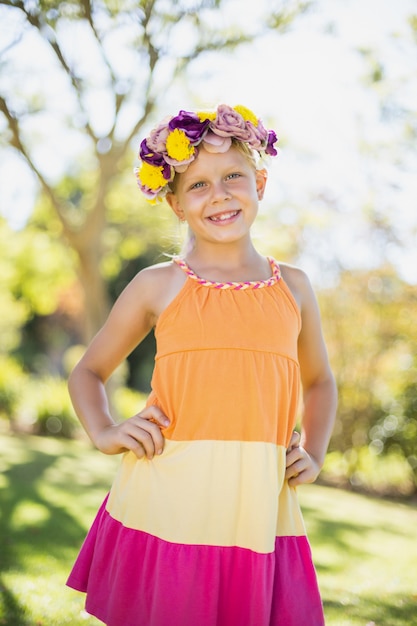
{"left": 80, "top": 0, "right": 123, "bottom": 126}
{"left": 0, "top": 94, "right": 72, "bottom": 236}
{"left": 121, "top": 96, "right": 156, "bottom": 157}
{"left": 1, "top": 0, "right": 98, "bottom": 144}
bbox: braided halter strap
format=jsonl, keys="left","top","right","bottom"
{"left": 173, "top": 257, "right": 281, "bottom": 290}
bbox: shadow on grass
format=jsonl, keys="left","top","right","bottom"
{"left": 0, "top": 575, "right": 31, "bottom": 626}
{"left": 301, "top": 503, "right": 373, "bottom": 574}
{"left": 324, "top": 594, "right": 417, "bottom": 626}
{"left": 0, "top": 436, "right": 110, "bottom": 625}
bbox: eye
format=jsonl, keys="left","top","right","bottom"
{"left": 189, "top": 181, "right": 206, "bottom": 190}
{"left": 225, "top": 172, "right": 241, "bottom": 181}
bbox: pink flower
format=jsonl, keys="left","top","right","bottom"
{"left": 211, "top": 104, "right": 251, "bottom": 140}
{"left": 164, "top": 153, "right": 197, "bottom": 169}
{"left": 147, "top": 123, "right": 170, "bottom": 153}
{"left": 245, "top": 121, "right": 268, "bottom": 151}
{"left": 202, "top": 131, "right": 232, "bottom": 153}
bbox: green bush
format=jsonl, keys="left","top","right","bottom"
{"left": 113, "top": 385, "right": 147, "bottom": 419}
{"left": 0, "top": 355, "right": 27, "bottom": 421}
{"left": 17, "top": 376, "right": 79, "bottom": 438}
{"left": 13, "top": 372, "right": 148, "bottom": 439}
{"left": 322, "top": 446, "right": 415, "bottom": 497}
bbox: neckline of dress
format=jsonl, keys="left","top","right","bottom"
{"left": 173, "top": 256, "right": 281, "bottom": 290}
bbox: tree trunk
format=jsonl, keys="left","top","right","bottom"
{"left": 66, "top": 168, "right": 113, "bottom": 344}
{"left": 76, "top": 243, "right": 111, "bottom": 343}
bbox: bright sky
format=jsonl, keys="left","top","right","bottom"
{"left": 0, "top": 0, "right": 416, "bottom": 283}
{"left": 179, "top": 0, "right": 417, "bottom": 283}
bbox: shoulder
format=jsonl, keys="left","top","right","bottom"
{"left": 123, "top": 259, "right": 187, "bottom": 322}
{"left": 133, "top": 259, "right": 179, "bottom": 285}
{"left": 278, "top": 262, "right": 316, "bottom": 312}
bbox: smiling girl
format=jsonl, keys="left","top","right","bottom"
{"left": 66, "top": 104, "right": 337, "bottom": 626}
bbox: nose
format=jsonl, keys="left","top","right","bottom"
{"left": 210, "top": 180, "right": 232, "bottom": 203}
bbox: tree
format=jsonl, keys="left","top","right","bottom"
{"left": 0, "top": 0, "right": 310, "bottom": 341}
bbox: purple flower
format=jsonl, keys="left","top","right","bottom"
{"left": 161, "top": 162, "right": 173, "bottom": 179}
{"left": 168, "top": 110, "right": 210, "bottom": 145}
{"left": 139, "top": 139, "right": 165, "bottom": 166}
{"left": 265, "top": 130, "right": 278, "bottom": 156}
{"left": 139, "top": 140, "right": 172, "bottom": 179}
{"left": 139, "top": 183, "right": 159, "bottom": 201}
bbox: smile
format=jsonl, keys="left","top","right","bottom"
{"left": 208, "top": 210, "right": 240, "bottom": 222}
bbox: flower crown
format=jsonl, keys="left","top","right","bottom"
{"left": 134, "top": 104, "right": 278, "bottom": 203}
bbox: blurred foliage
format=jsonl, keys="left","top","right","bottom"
{"left": 0, "top": 356, "right": 79, "bottom": 438}
{"left": 18, "top": 376, "right": 79, "bottom": 438}
{"left": 319, "top": 266, "right": 417, "bottom": 492}
{"left": 113, "top": 385, "right": 147, "bottom": 420}
{"left": 0, "top": 216, "right": 75, "bottom": 354}
{"left": 322, "top": 447, "right": 414, "bottom": 497}
{"left": 0, "top": 356, "right": 27, "bottom": 421}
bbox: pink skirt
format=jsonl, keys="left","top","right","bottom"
{"left": 67, "top": 495, "right": 324, "bottom": 626}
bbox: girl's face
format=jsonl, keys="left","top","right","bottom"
{"left": 166, "top": 146, "right": 267, "bottom": 247}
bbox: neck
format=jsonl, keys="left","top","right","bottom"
{"left": 187, "top": 240, "right": 258, "bottom": 266}
{"left": 184, "top": 241, "right": 269, "bottom": 282}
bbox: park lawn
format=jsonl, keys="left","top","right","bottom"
{"left": 0, "top": 432, "right": 416, "bottom": 626}
{"left": 299, "top": 484, "right": 417, "bottom": 626}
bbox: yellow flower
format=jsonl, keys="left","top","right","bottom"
{"left": 137, "top": 162, "right": 167, "bottom": 191}
{"left": 234, "top": 105, "right": 258, "bottom": 127}
{"left": 166, "top": 129, "right": 195, "bottom": 161}
{"left": 197, "top": 111, "right": 217, "bottom": 122}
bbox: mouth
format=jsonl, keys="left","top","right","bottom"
{"left": 207, "top": 210, "right": 240, "bottom": 223}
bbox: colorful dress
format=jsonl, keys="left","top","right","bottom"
{"left": 67, "top": 257, "right": 325, "bottom": 626}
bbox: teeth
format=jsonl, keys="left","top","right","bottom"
{"left": 210, "top": 211, "right": 238, "bottom": 222}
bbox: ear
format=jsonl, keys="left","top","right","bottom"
{"left": 166, "top": 192, "right": 186, "bottom": 221}
{"left": 255, "top": 169, "right": 267, "bottom": 200}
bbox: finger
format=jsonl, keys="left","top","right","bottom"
{"left": 288, "top": 468, "right": 315, "bottom": 487}
{"left": 287, "top": 473, "right": 302, "bottom": 488}
{"left": 131, "top": 428, "right": 157, "bottom": 459}
{"left": 137, "top": 405, "right": 170, "bottom": 428}
{"left": 119, "top": 420, "right": 165, "bottom": 459}
{"left": 123, "top": 437, "right": 146, "bottom": 460}
{"left": 134, "top": 421, "right": 166, "bottom": 458}
{"left": 287, "top": 458, "right": 318, "bottom": 486}
{"left": 286, "top": 458, "right": 309, "bottom": 485}
{"left": 285, "top": 459, "right": 303, "bottom": 480}
{"left": 285, "top": 446, "right": 303, "bottom": 468}
{"left": 287, "top": 430, "right": 301, "bottom": 452}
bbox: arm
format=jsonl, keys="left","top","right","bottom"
{"left": 281, "top": 265, "right": 338, "bottom": 486}
{"left": 68, "top": 263, "right": 180, "bottom": 460}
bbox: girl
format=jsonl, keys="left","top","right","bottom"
{"left": 67, "top": 104, "right": 337, "bottom": 626}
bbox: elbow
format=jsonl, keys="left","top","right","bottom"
{"left": 68, "top": 361, "right": 82, "bottom": 400}
{"left": 303, "top": 370, "right": 338, "bottom": 412}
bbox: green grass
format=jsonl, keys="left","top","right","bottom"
{"left": 0, "top": 432, "right": 118, "bottom": 625}
{"left": 1, "top": 432, "right": 416, "bottom": 625}
{"left": 299, "top": 485, "right": 417, "bottom": 625}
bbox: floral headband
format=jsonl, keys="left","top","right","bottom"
{"left": 134, "top": 104, "right": 278, "bottom": 203}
